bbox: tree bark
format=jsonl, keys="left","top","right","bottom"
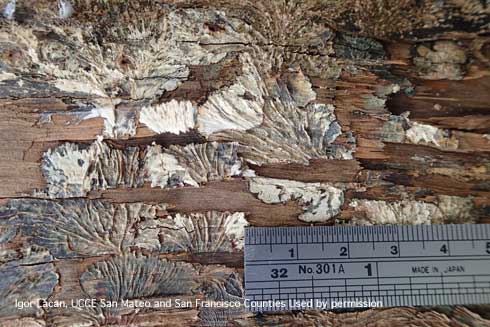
{"left": 0, "top": 0, "right": 489, "bottom": 326}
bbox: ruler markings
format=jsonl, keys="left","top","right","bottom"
{"left": 248, "top": 231, "right": 489, "bottom": 245}
{"left": 247, "top": 255, "right": 490, "bottom": 263}
{"left": 245, "top": 225, "right": 490, "bottom": 311}
{"left": 248, "top": 238, "right": 489, "bottom": 246}
{"left": 246, "top": 290, "right": 490, "bottom": 298}
{"left": 446, "top": 225, "right": 451, "bottom": 256}
{"left": 245, "top": 293, "right": 490, "bottom": 313}
{"left": 471, "top": 225, "right": 475, "bottom": 248}
{"left": 246, "top": 276, "right": 490, "bottom": 287}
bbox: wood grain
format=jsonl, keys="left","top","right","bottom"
{"left": 0, "top": 0, "right": 489, "bottom": 326}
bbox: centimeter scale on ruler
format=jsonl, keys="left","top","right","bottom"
{"left": 244, "top": 224, "right": 490, "bottom": 312}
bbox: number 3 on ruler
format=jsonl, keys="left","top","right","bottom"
{"left": 271, "top": 268, "right": 288, "bottom": 278}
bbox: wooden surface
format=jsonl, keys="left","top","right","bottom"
{"left": 0, "top": 0, "right": 490, "bottom": 326}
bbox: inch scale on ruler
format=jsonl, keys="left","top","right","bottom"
{"left": 244, "top": 224, "right": 490, "bottom": 312}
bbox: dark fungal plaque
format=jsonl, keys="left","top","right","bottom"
{"left": 80, "top": 253, "right": 198, "bottom": 300}
{"left": 333, "top": 33, "right": 386, "bottom": 61}
{"left": 0, "top": 245, "right": 58, "bottom": 317}
{"left": 0, "top": 199, "right": 249, "bottom": 258}
{"left": 1, "top": 199, "right": 167, "bottom": 258}
{"left": 0, "top": 0, "right": 488, "bottom": 326}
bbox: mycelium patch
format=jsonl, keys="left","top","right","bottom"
{"left": 203, "top": 55, "right": 352, "bottom": 164}
{"left": 405, "top": 122, "right": 458, "bottom": 149}
{"left": 1, "top": 199, "right": 250, "bottom": 260}
{"left": 0, "top": 7, "right": 247, "bottom": 100}
{"left": 141, "top": 142, "right": 250, "bottom": 188}
{"left": 0, "top": 245, "right": 58, "bottom": 317}
{"left": 349, "top": 195, "right": 475, "bottom": 225}
{"left": 40, "top": 139, "right": 249, "bottom": 197}
{"left": 133, "top": 211, "right": 248, "bottom": 253}
{"left": 80, "top": 253, "right": 198, "bottom": 300}
{"left": 249, "top": 177, "right": 344, "bottom": 223}
{"left": 282, "top": 69, "right": 317, "bottom": 108}
{"left": 221, "top": 0, "right": 339, "bottom": 78}
{"left": 87, "top": 99, "right": 137, "bottom": 138}
{"left": 141, "top": 145, "right": 198, "bottom": 188}
{"left": 197, "top": 53, "right": 266, "bottom": 135}
{"left": 195, "top": 53, "right": 345, "bottom": 160}
{"left": 212, "top": 100, "right": 351, "bottom": 165}
{"left": 414, "top": 41, "right": 467, "bottom": 80}
{"left": 38, "top": 99, "right": 138, "bottom": 138}
{"left": 199, "top": 272, "right": 245, "bottom": 326}
{"left": 200, "top": 271, "right": 244, "bottom": 303}
{"left": 140, "top": 100, "right": 197, "bottom": 135}
{"left": 2, "top": 199, "right": 167, "bottom": 258}
{"left": 67, "top": 256, "right": 200, "bottom": 326}
{"left": 382, "top": 113, "right": 459, "bottom": 151}
{"left": 40, "top": 137, "right": 141, "bottom": 198}
{"left": 40, "top": 141, "right": 100, "bottom": 197}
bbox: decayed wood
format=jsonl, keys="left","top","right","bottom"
{"left": 0, "top": 0, "right": 490, "bottom": 326}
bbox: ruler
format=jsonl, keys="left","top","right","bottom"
{"left": 244, "top": 225, "right": 490, "bottom": 312}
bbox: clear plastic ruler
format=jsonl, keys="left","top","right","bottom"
{"left": 244, "top": 225, "right": 490, "bottom": 312}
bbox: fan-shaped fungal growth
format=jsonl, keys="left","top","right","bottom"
{"left": 141, "top": 142, "right": 250, "bottom": 188}
{"left": 249, "top": 177, "right": 344, "bottom": 222}
{"left": 140, "top": 100, "right": 197, "bottom": 135}
{"left": 0, "top": 246, "right": 58, "bottom": 317}
{"left": 197, "top": 53, "right": 266, "bottom": 135}
{"left": 40, "top": 137, "right": 141, "bottom": 198}
{"left": 282, "top": 69, "right": 317, "bottom": 108}
{"left": 2, "top": 318, "right": 46, "bottom": 327}
{"left": 41, "top": 142, "right": 98, "bottom": 197}
{"left": 220, "top": 1, "right": 339, "bottom": 78}
{"left": 349, "top": 195, "right": 475, "bottom": 225}
{"left": 0, "top": 6, "right": 249, "bottom": 100}
{"left": 141, "top": 144, "right": 198, "bottom": 188}
{"left": 41, "top": 138, "right": 249, "bottom": 197}
{"left": 78, "top": 98, "right": 138, "bottom": 138}
{"left": 199, "top": 272, "right": 245, "bottom": 327}
{"left": 193, "top": 46, "right": 352, "bottom": 164}
{"left": 1, "top": 199, "right": 167, "bottom": 258}
{"left": 208, "top": 71, "right": 352, "bottom": 164}
{"left": 57, "top": 253, "right": 201, "bottom": 325}
{"left": 80, "top": 253, "right": 198, "bottom": 300}
{"left": 199, "top": 270, "right": 244, "bottom": 303}
{"left": 133, "top": 211, "right": 248, "bottom": 253}
{"left": 212, "top": 101, "right": 351, "bottom": 165}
